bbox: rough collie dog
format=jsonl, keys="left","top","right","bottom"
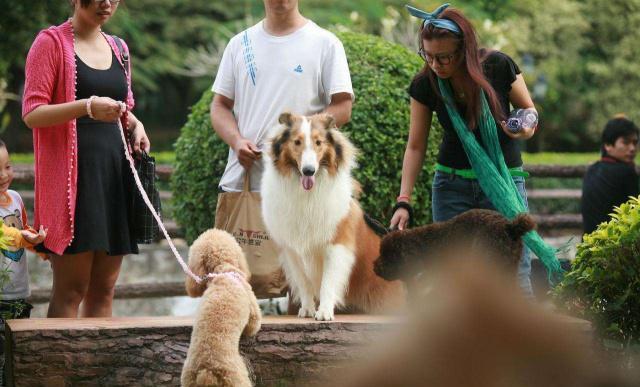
{"left": 261, "top": 112, "right": 404, "bottom": 321}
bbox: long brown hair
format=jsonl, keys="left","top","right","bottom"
{"left": 418, "top": 7, "right": 504, "bottom": 129}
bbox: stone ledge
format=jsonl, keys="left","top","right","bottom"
{"left": 5, "top": 314, "right": 591, "bottom": 387}
{"left": 5, "top": 315, "right": 402, "bottom": 387}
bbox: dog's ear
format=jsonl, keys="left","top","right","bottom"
{"left": 325, "top": 128, "right": 348, "bottom": 169}
{"left": 271, "top": 128, "right": 291, "bottom": 161}
{"left": 185, "top": 228, "right": 226, "bottom": 297}
{"left": 278, "top": 112, "right": 294, "bottom": 126}
{"left": 185, "top": 246, "right": 207, "bottom": 297}
{"left": 318, "top": 113, "right": 336, "bottom": 129}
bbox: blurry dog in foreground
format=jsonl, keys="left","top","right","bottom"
{"left": 334, "top": 258, "right": 639, "bottom": 387}
{"left": 374, "top": 209, "right": 535, "bottom": 290}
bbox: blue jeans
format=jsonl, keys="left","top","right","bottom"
{"left": 431, "top": 170, "right": 534, "bottom": 297}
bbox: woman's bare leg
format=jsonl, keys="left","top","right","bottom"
{"left": 80, "top": 251, "right": 124, "bottom": 317}
{"left": 47, "top": 252, "right": 94, "bottom": 318}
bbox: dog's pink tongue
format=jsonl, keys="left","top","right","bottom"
{"left": 301, "top": 175, "right": 315, "bottom": 191}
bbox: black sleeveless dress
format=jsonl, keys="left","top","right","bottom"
{"left": 58, "top": 51, "right": 138, "bottom": 255}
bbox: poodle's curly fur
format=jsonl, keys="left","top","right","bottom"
{"left": 374, "top": 209, "right": 535, "bottom": 283}
{"left": 181, "top": 229, "right": 262, "bottom": 387}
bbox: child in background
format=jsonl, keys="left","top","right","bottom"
{"left": 0, "top": 139, "right": 46, "bottom": 317}
{"left": 0, "top": 139, "right": 46, "bottom": 386}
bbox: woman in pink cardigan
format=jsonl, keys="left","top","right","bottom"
{"left": 22, "top": 0, "right": 150, "bottom": 318}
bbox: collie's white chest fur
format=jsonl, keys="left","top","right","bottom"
{"left": 260, "top": 112, "right": 362, "bottom": 321}
{"left": 261, "top": 164, "right": 352, "bottom": 255}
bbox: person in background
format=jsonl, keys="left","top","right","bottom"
{"left": 581, "top": 116, "right": 639, "bottom": 234}
{"left": 0, "top": 139, "right": 46, "bottom": 386}
{"left": 22, "top": 0, "right": 150, "bottom": 318}
{"left": 211, "top": 0, "right": 354, "bottom": 192}
{"left": 389, "top": 4, "right": 538, "bottom": 296}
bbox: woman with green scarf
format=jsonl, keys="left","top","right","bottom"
{"left": 390, "top": 4, "right": 552, "bottom": 297}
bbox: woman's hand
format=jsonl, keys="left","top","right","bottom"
{"left": 499, "top": 120, "right": 536, "bottom": 140}
{"left": 90, "top": 97, "right": 124, "bottom": 122}
{"left": 21, "top": 225, "right": 47, "bottom": 245}
{"left": 130, "top": 121, "right": 151, "bottom": 155}
{"left": 390, "top": 207, "right": 410, "bottom": 231}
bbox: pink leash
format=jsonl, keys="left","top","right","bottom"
{"left": 117, "top": 121, "right": 241, "bottom": 285}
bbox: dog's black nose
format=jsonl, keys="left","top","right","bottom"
{"left": 302, "top": 166, "right": 315, "bottom": 176}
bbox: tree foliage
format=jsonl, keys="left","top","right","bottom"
{"left": 3, "top": 1, "right": 640, "bottom": 153}
{"left": 0, "top": 2, "right": 69, "bottom": 84}
{"left": 484, "top": 0, "right": 640, "bottom": 151}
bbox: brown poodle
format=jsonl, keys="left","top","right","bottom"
{"left": 181, "top": 229, "right": 262, "bottom": 387}
{"left": 374, "top": 209, "right": 535, "bottom": 284}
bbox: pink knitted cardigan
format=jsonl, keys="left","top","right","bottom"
{"left": 22, "top": 20, "right": 135, "bottom": 255}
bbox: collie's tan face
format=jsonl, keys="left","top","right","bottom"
{"left": 270, "top": 112, "right": 351, "bottom": 191}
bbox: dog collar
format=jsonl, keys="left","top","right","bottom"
{"left": 203, "top": 271, "right": 247, "bottom": 286}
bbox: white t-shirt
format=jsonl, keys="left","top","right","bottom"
{"left": 1, "top": 190, "right": 30, "bottom": 300}
{"left": 212, "top": 19, "right": 354, "bottom": 191}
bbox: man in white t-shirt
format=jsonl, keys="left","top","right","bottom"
{"left": 211, "top": 0, "right": 354, "bottom": 192}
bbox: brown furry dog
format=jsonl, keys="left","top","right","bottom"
{"left": 181, "top": 229, "right": 262, "bottom": 387}
{"left": 374, "top": 209, "right": 535, "bottom": 284}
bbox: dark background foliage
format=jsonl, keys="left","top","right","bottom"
{"left": 3, "top": 0, "right": 639, "bottom": 155}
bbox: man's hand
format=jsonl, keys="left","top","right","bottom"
{"left": 233, "top": 137, "right": 262, "bottom": 170}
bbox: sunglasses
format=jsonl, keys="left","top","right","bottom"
{"left": 93, "top": 0, "right": 121, "bottom": 4}
{"left": 418, "top": 48, "right": 460, "bottom": 65}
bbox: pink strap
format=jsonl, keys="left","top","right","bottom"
{"left": 117, "top": 121, "right": 215, "bottom": 284}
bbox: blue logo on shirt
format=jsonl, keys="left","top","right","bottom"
{"left": 294, "top": 65, "right": 303, "bottom": 73}
{"left": 2, "top": 248, "right": 24, "bottom": 263}
{"left": 242, "top": 31, "right": 257, "bottom": 86}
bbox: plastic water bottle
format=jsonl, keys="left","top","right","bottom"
{"left": 506, "top": 108, "right": 538, "bottom": 133}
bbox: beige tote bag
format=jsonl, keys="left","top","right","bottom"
{"left": 214, "top": 172, "right": 286, "bottom": 298}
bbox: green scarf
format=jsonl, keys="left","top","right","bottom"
{"left": 437, "top": 78, "right": 563, "bottom": 281}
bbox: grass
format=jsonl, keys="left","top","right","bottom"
{"left": 11, "top": 151, "right": 176, "bottom": 164}
{"left": 17, "top": 151, "right": 637, "bottom": 166}
{"left": 7, "top": 152, "right": 602, "bottom": 165}
{"left": 522, "top": 152, "right": 603, "bottom": 165}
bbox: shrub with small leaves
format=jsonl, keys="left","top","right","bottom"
{"left": 554, "top": 196, "right": 640, "bottom": 344}
{"left": 172, "top": 31, "right": 442, "bottom": 242}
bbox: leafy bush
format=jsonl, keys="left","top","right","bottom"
{"left": 554, "top": 196, "right": 640, "bottom": 344}
{"left": 171, "top": 90, "right": 224, "bottom": 242}
{"left": 172, "top": 31, "right": 441, "bottom": 242}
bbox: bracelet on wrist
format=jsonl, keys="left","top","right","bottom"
{"left": 392, "top": 201, "right": 414, "bottom": 227}
{"left": 396, "top": 195, "right": 411, "bottom": 203}
{"left": 86, "top": 96, "right": 97, "bottom": 119}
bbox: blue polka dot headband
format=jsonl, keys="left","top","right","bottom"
{"left": 406, "top": 3, "right": 462, "bottom": 35}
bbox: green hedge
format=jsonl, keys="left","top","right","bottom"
{"left": 172, "top": 31, "right": 441, "bottom": 242}
{"left": 554, "top": 196, "right": 640, "bottom": 345}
